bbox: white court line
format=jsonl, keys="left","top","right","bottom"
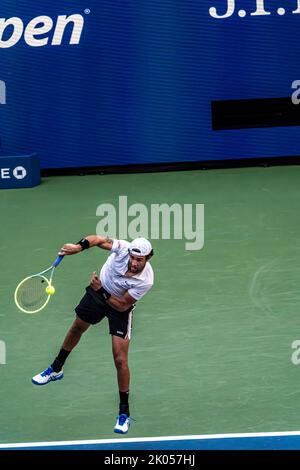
{"left": 1, "top": 430, "right": 300, "bottom": 449}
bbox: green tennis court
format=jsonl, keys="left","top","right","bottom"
{"left": 1, "top": 165, "right": 300, "bottom": 445}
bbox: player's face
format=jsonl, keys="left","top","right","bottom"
{"left": 128, "top": 254, "right": 147, "bottom": 273}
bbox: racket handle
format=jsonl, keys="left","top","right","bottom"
{"left": 53, "top": 255, "right": 64, "bottom": 267}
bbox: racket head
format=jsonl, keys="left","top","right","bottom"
{"left": 14, "top": 275, "right": 51, "bottom": 314}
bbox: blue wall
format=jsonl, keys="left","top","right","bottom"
{"left": 0, "top": 0, "right": 299, "bottom": 169}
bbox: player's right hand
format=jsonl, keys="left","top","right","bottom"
{"left": 59, "top": 243, "right": 82, "bottom": 255}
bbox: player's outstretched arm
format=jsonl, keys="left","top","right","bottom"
{"left": 59, "top": 236, "right": 113, "bottom": 255}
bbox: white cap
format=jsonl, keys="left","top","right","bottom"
{"left": 129, "top": 237, "right": 152, "bottom": 256}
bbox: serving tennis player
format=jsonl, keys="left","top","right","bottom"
{"left": 32, "top": 235, "right": 154, "bottom": 434}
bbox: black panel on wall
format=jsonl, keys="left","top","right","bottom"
{"left": 211, "top": 98, "right": 300, "bottom": 130}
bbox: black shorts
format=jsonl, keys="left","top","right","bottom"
{"left": 75, "top": 286, "right": 134, "bottom": 339}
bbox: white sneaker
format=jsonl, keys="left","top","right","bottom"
{"left": 32, "top": 366, "right": 64, "bottom": 385}
{"left": 114, "top": 414, "right": 131, "bottom": 434}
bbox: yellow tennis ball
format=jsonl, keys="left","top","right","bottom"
{"left": 46, "top": 285, "right": 55, "bottom": 295}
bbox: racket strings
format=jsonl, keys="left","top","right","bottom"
{"left": 16, "top": 276, "right": 48, "bottom": 312}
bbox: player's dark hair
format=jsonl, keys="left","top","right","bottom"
{"left": 146, "top": 249, "right": 154, "bottom": 260}
{"left": 128, "top": 248, "right": 154, "bottom": 259}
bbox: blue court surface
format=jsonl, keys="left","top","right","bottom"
{"left": 2, "top": 431, "right": 300, "bottom": 450}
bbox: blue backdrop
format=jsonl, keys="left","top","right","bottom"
{"left": 0, "top": 0, "right": 299, "bottom": 169}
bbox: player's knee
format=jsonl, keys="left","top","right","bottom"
{"left": 70, "top": 323, "right": 86, "bottom": 336}
{"left": 114, "top": 354, "right": 128, "bottom": 370}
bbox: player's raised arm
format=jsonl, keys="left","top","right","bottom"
{"left": 59, "top": 236, "right": 114, "bottom": 255}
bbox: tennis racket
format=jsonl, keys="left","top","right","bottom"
{"left": 14, "top": 255, "right": 64, "bottom": 314}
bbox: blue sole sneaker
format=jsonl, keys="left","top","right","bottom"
{"left": 114, "top": 414, "right": 131, "bottom": 434}
{"left": 32, "top": 366, "right": 64, "bottom": 385}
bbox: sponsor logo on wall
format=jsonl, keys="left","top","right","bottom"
{"left": 210, "top": 0, "right": 300, "bottom": 19}
{"left": 0, "top": 10, "right": 90, "bottom": 48}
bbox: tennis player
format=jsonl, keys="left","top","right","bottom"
{"left": 32, "top": 236, "right": 154, "bottom": 434}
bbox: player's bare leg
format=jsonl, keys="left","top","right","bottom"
{"left": 112, "top": 335, "right": 130, "bottom": 393}
{"left": 112, "top": 335, "right": 131, "bottom": 434}
{"left": 32, "top": 316, "right": 90, "bottom": 385}
{"left": 62, "top": 316, "right": 91, "bottom": 351}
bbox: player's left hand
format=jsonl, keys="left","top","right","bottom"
{"left": 90, "top": 271, "right": 102, "bottom": 291}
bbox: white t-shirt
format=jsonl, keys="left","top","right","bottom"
{"left": 100, "top": 239, "right": 154, "bottom": 301}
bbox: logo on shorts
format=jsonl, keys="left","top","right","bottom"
{"left": 117, "top": 331, "right": 124, "bottom": 335}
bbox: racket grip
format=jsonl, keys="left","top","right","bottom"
{"left": 53, "top": 255, "right": 65, "bottom": 267}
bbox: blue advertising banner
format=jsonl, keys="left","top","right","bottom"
{"left": 0, "top": 153, "right": 40, "bottom": 189}
{"left": 0, "top": 1, "right": 299, "bottom": 169}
